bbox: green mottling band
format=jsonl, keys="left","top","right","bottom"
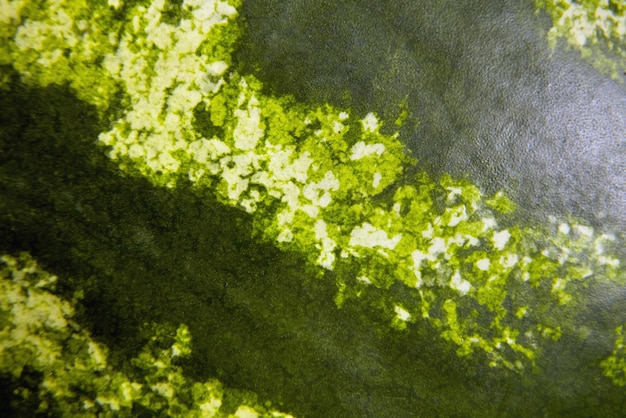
{"left": 1, "top": 0, "right": 625, "bottom": 392}
{"left": 535, "top": 0, "right": 626, "bottom": 82}
{"left": 602, "top": 324, "right": 626, "bottom": 387}
{"left": 0, "top": 252, "right": 293, "bottom": 417}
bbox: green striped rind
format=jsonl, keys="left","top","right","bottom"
{"left": 0, "top": 252, "right": 294, "bottom": 417}
{"left": 534, "top": 0, "right": 626, "bottom": 82}
{"left": 2, "top": 0, "right": 625, "bottom": 377}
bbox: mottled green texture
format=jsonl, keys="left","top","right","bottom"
{"left": 602, "top": 324, "right": 626, "bottom": 387}
{"left": 0, "top": 252, "right": 292, "bottom": 417}
{"left": 0, "top": 0, "right": 125, "bottom": 108}
{"left": 2, "top": 0, "right": 626, "bottom": 415}
{"left": 5, "top": 81, "right": 625, "bottom": 416}
{"left": 535, "top": 0, "right": 626, "bottom": 82}
{"left": 3, "top": 0, "right": 626, "bottom": 371}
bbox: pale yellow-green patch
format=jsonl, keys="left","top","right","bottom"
{"left": 2, "top": 0, "right": 125, "bottom": 109}
{"left": 392, "top": 305, "right": 412, "bottom": 330}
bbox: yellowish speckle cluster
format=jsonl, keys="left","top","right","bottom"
{"left": 0, "top": 252, "right": 294, "bottom": 417}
